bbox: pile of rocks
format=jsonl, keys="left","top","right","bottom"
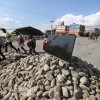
{"left": 0, "top": 53, "right": 100, "bottom": 100}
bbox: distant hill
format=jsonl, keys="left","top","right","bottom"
{"left": 13, "top": 26, "right": 44, "bottom": 36}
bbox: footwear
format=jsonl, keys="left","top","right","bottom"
{"left": 24, "top": 50, "right": 27, "bottom": 54}
{"left": 2, "top": 58, "right": 6, "bottom": 60}
{"left": 0, "top": 58, "right": 2, "bottom": 62}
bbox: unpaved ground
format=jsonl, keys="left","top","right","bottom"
{"left": 73, "top": 37, "right": 100, "bottom": 70}
{"left": 11, "top": 37, "right": 100, "bottom": 70}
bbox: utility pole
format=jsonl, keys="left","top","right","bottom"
{"left": 50, "top": 21, "right": 54, "bottom": 35}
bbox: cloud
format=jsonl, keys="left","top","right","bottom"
{"left": 36, "top": 12, "right": 100, "bottom": 32}
{"left": 56, "top": 12, "right": 100, "bottom": 26}
{"left": 1, "top": 12, "right": 100, "bottom": 31}
{"left": 0, "top": 17, "right": 21, "bottom": 28}
{"left": 4, "top": 18, "right": 14, "bottom": 23}
{"left": 35, "top": 23, "right": 51, "bottom": 33}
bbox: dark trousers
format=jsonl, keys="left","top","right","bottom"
{"left": 5, "top": 42, "right": 17, "bottom": 52}
{"left": 29, "top": 45, "right": 38, "bottom": 55}
{"left": 0, "top": 45, "right": 5, "bottom": 59}
{"left": 18, "top": 47, "right": 26, "bottom": 53}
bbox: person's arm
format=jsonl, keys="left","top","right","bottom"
{"left": 0, "top": 37, "right": 5, "bottom": 45}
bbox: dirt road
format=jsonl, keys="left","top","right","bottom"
{"left": 13, "top": 37, "right": 100, "bottom": 69}
{"left": 73, "top": 37, "right": 100, "bottom": 69}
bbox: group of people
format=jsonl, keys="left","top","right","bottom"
{"left": 0, "top": 28, "right": 38, "bottom": 61}
{"left": 88, "top": 35, "right": 99, "bottom": 40}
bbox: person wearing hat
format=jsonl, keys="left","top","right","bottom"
{"left": 1, "top": 28, "right": 18, "bottom": 52}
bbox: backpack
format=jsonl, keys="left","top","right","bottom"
{"left": 17, "top": 35, "right": 24, "bottom": 44}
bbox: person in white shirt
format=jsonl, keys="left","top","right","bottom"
{"left": 0, "top": 36, "right": 6, "bottom": 61}
{"left": 2, "top": 28, "right": 17, "bottom": 52}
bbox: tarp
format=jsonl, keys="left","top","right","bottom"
{"left": 12, "top": 26, "right": 44, "bottom": 36}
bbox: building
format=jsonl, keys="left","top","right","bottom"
{"left": 88, "top": 30, "right": 94, "bottom": 35}
{"left": 56, "top": 23, "right": 85, "bottom": 36}
{"left": 56, "top": 25, "right": 69, "bottom": 34}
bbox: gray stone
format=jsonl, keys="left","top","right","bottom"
{"left": 62, "top": 87, "right": 69, "bottom": 97}
{"left": 89, "top": 95, "right": 96, "bottom": 100}
{"left": 96, "top": 88, "right": 100, "bottom": 93}
{"left": 51, "top": 79, "right": 55, "bottom": 87}
{"left": 33, "top": 86, "right": 39, "bottom": 93}
{"left": 71, "top": 71, "right": 80, "bottom": 79}
{"left": 42, "top": 91, "right": 49, "bottom": 97}
{"left": 14, "top": 93, "right": 19, "bottom": 100}
{"left": 57, "top": 74, "right": 65, "bottom": 82}
{"left": 49, "top": 88, "right": 54, "bottom": 99}
{"left": 45, "top": 74, "right": 53, "bottom": 81}
{"left": 79, "top": 72, "right": 87, "bottom": 77}
{"left": 80, "top": 83, "right": 90, "bottom": 91}
{"left": 59, "top": 60, "right": 64, "bottom": 66}
{"left": 3, "top": 91, "right": 11, "bottom": 100}
{"left": 61, "top": 69, "right": 70, "bottom": 76}
{"left": 83, "top": 90, "right": 90, "bottom": 99}
{"left": 80, "top": 77, "right": 88, "bottom": 85}
{"left": 45, "top": 86, "right": 51, "bottom": 91}
{"left": 54, "top": 85, "right": 61, "bottom": 93}
{"left": 50, "top": 65, "right": 56, "bottom": 70}
{"left": 44, "top": 64, "right": 50, "bottom": 71}
{"left": 8, "top": 78, "right": 14, "bottom": 87}
{"left": 1, "top": 91, "right": 8, "bottom": 95}
{"left": 37, "top": 91, "right": 43, "bottom": 97}
{"left": 54, "top": 92, "right": 61, "bottom": 100}
{"left": 87, "top": 67, "right": 94, "bottom": 76}
{"left": 96, "top": 93, "right": 100, "bottom": 100}
{"left": 65, "top": 80, "right": 72, "bottom": 86}
{"left": 90, "top": 90, "right": 95, "bottom": 95}
{"left": 54, "top": 69, "right": 60, "bottom": 76}
{"left": 26, "top": 65, "right": 33, "bottom": 71}
{"left": 74, "top": 89, "right": 82, "bottom": 99}
{"left": 45, "top": 80, "right": 50, "bottom": 86}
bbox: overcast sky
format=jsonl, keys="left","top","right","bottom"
{"left": 0, "top": 0, "right": 100, "bottom": 32}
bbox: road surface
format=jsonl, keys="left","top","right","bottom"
{"left": 13, "top": 37, "right": 100, "bottom": 69}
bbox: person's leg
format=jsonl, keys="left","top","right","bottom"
{"left": 17, "top": 48, "right": 20, "bottom": 53}
{"left": 5, "top": 42, "right": 8, "bottom": 52}
{"left": 9, "top": 42, "right": 17, "bottom": 52}
{"left": 21, "top": 47, "right": 27, "bottom": 53}
{"left": 29, "top": 47, "right": 32, "bottom": 54}
{"left": 0, "top": 45, "right": 6, "bottom": 59}
{"left": 33, "top": 46, "right": 39, "bottom": 55}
